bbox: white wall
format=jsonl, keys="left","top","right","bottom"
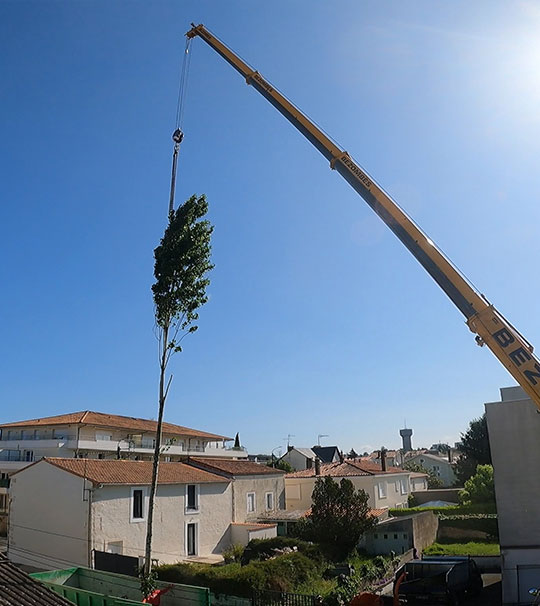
{"left": 486, "top": 388, "right": 540, "bottom": 604}
{"left": 8, "top": 460, "right": 90, "bottom": 569}
{"left": 92, "top": 481, "right": 232, "bottom": 563}
{"left": 280, "top": 450, "right": 313, "bottom": 471}
{"left": 232, "top": 475, "right": 285, "bottom": 522}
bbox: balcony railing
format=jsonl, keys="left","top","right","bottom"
{"left": 0, "top": 434, "right": 75, "bottom": 442}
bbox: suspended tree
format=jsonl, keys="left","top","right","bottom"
{"left": 142, "top": 194, "right": 214, "bottom": 589}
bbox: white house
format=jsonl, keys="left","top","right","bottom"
{"left": 404, "top": 452, "right": 456, "bottom": 487}
{"left": 285, "top": 459, "right": 422, "bottom": 511}
{"left": 0, "top": 410, "right": 245, "bottom": 479}
{"left": 485, "top": 386, "right": 540, "bottom": 605}
{"left": 278, "top": 447, "right": 317, "bottom": 471}
{"left": 8, "top": 458, "right": 276, "bottom": 570}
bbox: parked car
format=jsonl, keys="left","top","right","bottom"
{"left": 393, "top": 556, "right": 483, "bottom": 605}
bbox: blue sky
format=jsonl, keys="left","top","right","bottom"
{"left": 2, "top": 1, "right": 540, "bottom": 455}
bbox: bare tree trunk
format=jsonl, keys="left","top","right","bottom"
{"left": 143, "top": 324, "right": 169, "bottom": 578}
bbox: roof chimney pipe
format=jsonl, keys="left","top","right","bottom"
{"left": 380, "top": 447, "right": 387, "bottom": 472}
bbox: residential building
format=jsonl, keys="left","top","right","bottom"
{"left": 285, "top": 460, "right": 422, "bottom": 511}
{"left": 278, "top": 447, "right": 317, "bottom": 471}
{"left": 8, "top": 457, "right": 277, "bottom": 570}
{"left": 404, "top": 452, "right": 456, "bottom": 487}
{"left": 0, "top": 410, "right": 245, "bottom": 478}
{"left": 409, "top": 472, "right": 429, "bottom": 492}
{"left": 486, "top": 386, "right": 540, "bottom": 605}
{"left": 0, "top": 553, "right": 76, "bottom": 606}
{"left": 311, "top": 446, "right": 340, "bottom": 464}
{"left": 187, "top": 458, "right": 286, "bottom": 521}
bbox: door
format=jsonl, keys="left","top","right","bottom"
{"left": 186, "top": 522, "right": 197, "bottom": 556}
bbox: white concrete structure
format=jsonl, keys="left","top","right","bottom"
{"left": 486, "top": 386, "right": 540, "bottom": 605}
{"left": 8, "top": 458, "right": 276, "bottom": 570}
{"left": 279, "top": 447, "right": 317, "bottom": 471}
{"left": 0, "top": 411, "right": 245, "bottom": 477}
{"left": 285, "top": 460, "right": 420, "bottom": 511}
{"left": 405, "top": 452, "right": 456, "bottom": 487}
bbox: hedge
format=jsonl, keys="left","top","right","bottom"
{"left": 157, "top": 552, "right": 323, "bottom": 597}
{"left": 389, "top": 503, "right": 497, "bottom": 517}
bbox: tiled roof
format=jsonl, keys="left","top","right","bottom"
{"left": 189, "top": 458, "right": 285, "bottom": 477}
{"left": 36, "top": 458, "right": 229, "bottom": 485}
{"left": 0, "top": 553, "right": 75, "bottom": 606}
{"left": 0, "top": 410, "right": 231, "bottom": 440}
{"left": 285, "top": 460, "right": 408, "bottom": 478}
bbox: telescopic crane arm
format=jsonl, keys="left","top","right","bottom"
{"left": 186, "top": 23, "right": 540, "bottom": 411}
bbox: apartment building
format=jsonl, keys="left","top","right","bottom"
{"left": 0, "top": 410, "right": 246, "bottom": 478}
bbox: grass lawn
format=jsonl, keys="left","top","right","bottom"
{"left": 423, "top": 541, "right": 500, "bottom": 556}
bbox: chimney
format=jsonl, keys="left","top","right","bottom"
{"left": 287, "top": 445, "right": 293, "bottom": 452}
{"left": 448, "top": 448, "right": 452, "bottom": 463}
{"left": 339, "top": 451, "right": 344, "bottom": 464}
{"left": 315, "top": 457, "right": 321, "bottom": 475}
{"left": 380, "top": 447, "right": 387, "bottom": 472}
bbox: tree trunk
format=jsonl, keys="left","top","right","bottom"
{"left": 143, "top": 324, "right": 169, "bottom": 579}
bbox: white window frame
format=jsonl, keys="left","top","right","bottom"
{"left": 265, "top": 492, "right": 274, "bottom": 511}
{"left": 185, "top": 521, "right": 199, "bottom": 556}
{"left": 377, "top": 481, "right": 387, "bottom": 499}
{"left": 130, "top": 486, "right": 148, "bottom": 523}
{"left": 400, "top": 478, "right": 408, "bottom": 495}
{"left": 96, "top": 431, "right": 112, "bottom": 441}
{"left": 185, "top": 484, "right": 200, "bottom": 514}
{"left": 247, "top": 492, "right": 256, "bottom": 513}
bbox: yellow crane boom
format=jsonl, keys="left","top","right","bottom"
{"left": 186, "top": 23, "right": 540, "bottom": 410}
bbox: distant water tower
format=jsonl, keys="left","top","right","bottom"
{"left": 400, "top": 427, "right": 413, "bottom": 453}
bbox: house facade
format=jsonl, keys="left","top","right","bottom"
{"left": 278, "top": 447, "right": 317, "bottom": 471}
{"left": 187, "top": 458, "right": 286, "bottom": 522}
{"left": 8, "top": 458, "right": 276, "bottom": 570}
{"left": 285, "top": 460, "right": 421, "bottom": 511}
{"left": 486, "top": 386, "right": 540, "bottom": 605}
{"left": 0, "top": 410, "right": 245, "bottom": 478}
{"left": 404, "top": 452, "right": 456, "bottom": 487}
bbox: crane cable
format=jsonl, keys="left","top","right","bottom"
{"left": 169, "top": 36, "right": 193, "bottom": 215}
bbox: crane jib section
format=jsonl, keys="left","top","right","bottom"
{"left": 186, "top": 23, "right": 540, "bottom": 411}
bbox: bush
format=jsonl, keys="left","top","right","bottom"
{"left": 244, "top": 537, "right": 325, "bottom": 564}
{"left": 459, "top": 465, "right": 495, "bottom": 505}
{"left": 157, "top": 552, "right": 323, "bottom": 598}
{"left": 423, "top": 541, "right": 500, "bottom": 556}
{"left": 223, "top": 544, "right": 244, "bottom": 564}
{"left": 389, "top": 503, "right": 497, "bottom": 517}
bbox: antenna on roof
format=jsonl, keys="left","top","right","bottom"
{"left": 282, "top": 434, "right": 295, "bottom": 449}
{"left": 317, "top": 434, "right": 329, "bottom": 446}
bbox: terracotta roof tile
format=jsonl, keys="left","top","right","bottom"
{"left": 189, "top": 458, "right": 285, "bottom": 477}
{"left": 0, "top": 411, "right": 230, "bottom": 440}
{"left": 37, "top": 458, "right": 229, "bottom": 485}
{"left": 285, "top": 460, "right": 408, "bottom": 478}
{"left": 0, "top": 553, "right": 75, "bottom": 606}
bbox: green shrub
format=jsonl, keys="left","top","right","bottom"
{"left": 223, "top": 544, "right": 244, "bottom": 564}
{"left": 389, "top": 503, "right": 496, "bottom": 517}
{"left": 245, "top": 537, "right": 324, "bottom": 564}
{"left": 157, "top": 552, "right": 322, "bottom": 598}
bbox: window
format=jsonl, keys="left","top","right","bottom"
{"left": 400, "top": 478, "right": 408, "bottom": 495}
{"left": 96, "top": 432, "right": 112, "bottom": 441}
{"left": 23, "top": 450, "right": 33, "bottom": 462}
{"left": 186, "top": 522, "right": 198, "bottom": 556}
{"left": 186, "top": 484, "right": 199, "bottom": 512}
{"left": 383, "top": 534, "right": 388, "bottom": 539}
{"left": 98, "top": 453, "right": 104, "bottom": 459}
{"left": 131, "top": 487, "right": 146, "bottom": 522}
{"left": 247, "top": 492, "right": 256, "bottom": 513}
{"left": 377, "top": 481, "right": 387, "bottom": 499}
{"left": 394, "top": 534, "right": 398, "bottom": 539}
{"left": 0, "top": 495, "right": 7, "bottom": 512}
{"left": 107, "top": 541, "right": 123, "bottom": 554}
{"left": 265, "top": 492, "right": 274, "bottom": 511}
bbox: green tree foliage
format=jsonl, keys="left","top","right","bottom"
{"left": 268, "top": 459, "right": 293, "bottom": 473}
{"left": 296, "top": 477, "right": 376, "bottom": 558}
{"left": 143, "top": 195, "right": 214, "bottom": 584}
{"left": 455, "top": 414, "right": 492, "bottom": 484}
{"left": 347, "top": 449, "right": 358, "bottom": 459}
{"left": 404, "top": 462, "right": 444, "bottom": 489}
{"left": 459, "top": 464, "right": 495, "bottom": 505}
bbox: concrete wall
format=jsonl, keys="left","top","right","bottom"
{"left": 230, "top": 524, "right": 277, "bottom": 546}
{"left": 232, "top": 475, "right": 285, "bottom": 522}
{"left": 8, "top": 460, "right": 90, "bottom": 569}
{"left": 285, "top": 473, "right": 412, "bottom": 511}
{"left": 92, "top": 481, "right": 232, "bottom": 563}
{"left": 486, "top": 387, "right": 540, "bottom": 605}
{"left": 362, "top": 512, "right": 437, "bottom": 556}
